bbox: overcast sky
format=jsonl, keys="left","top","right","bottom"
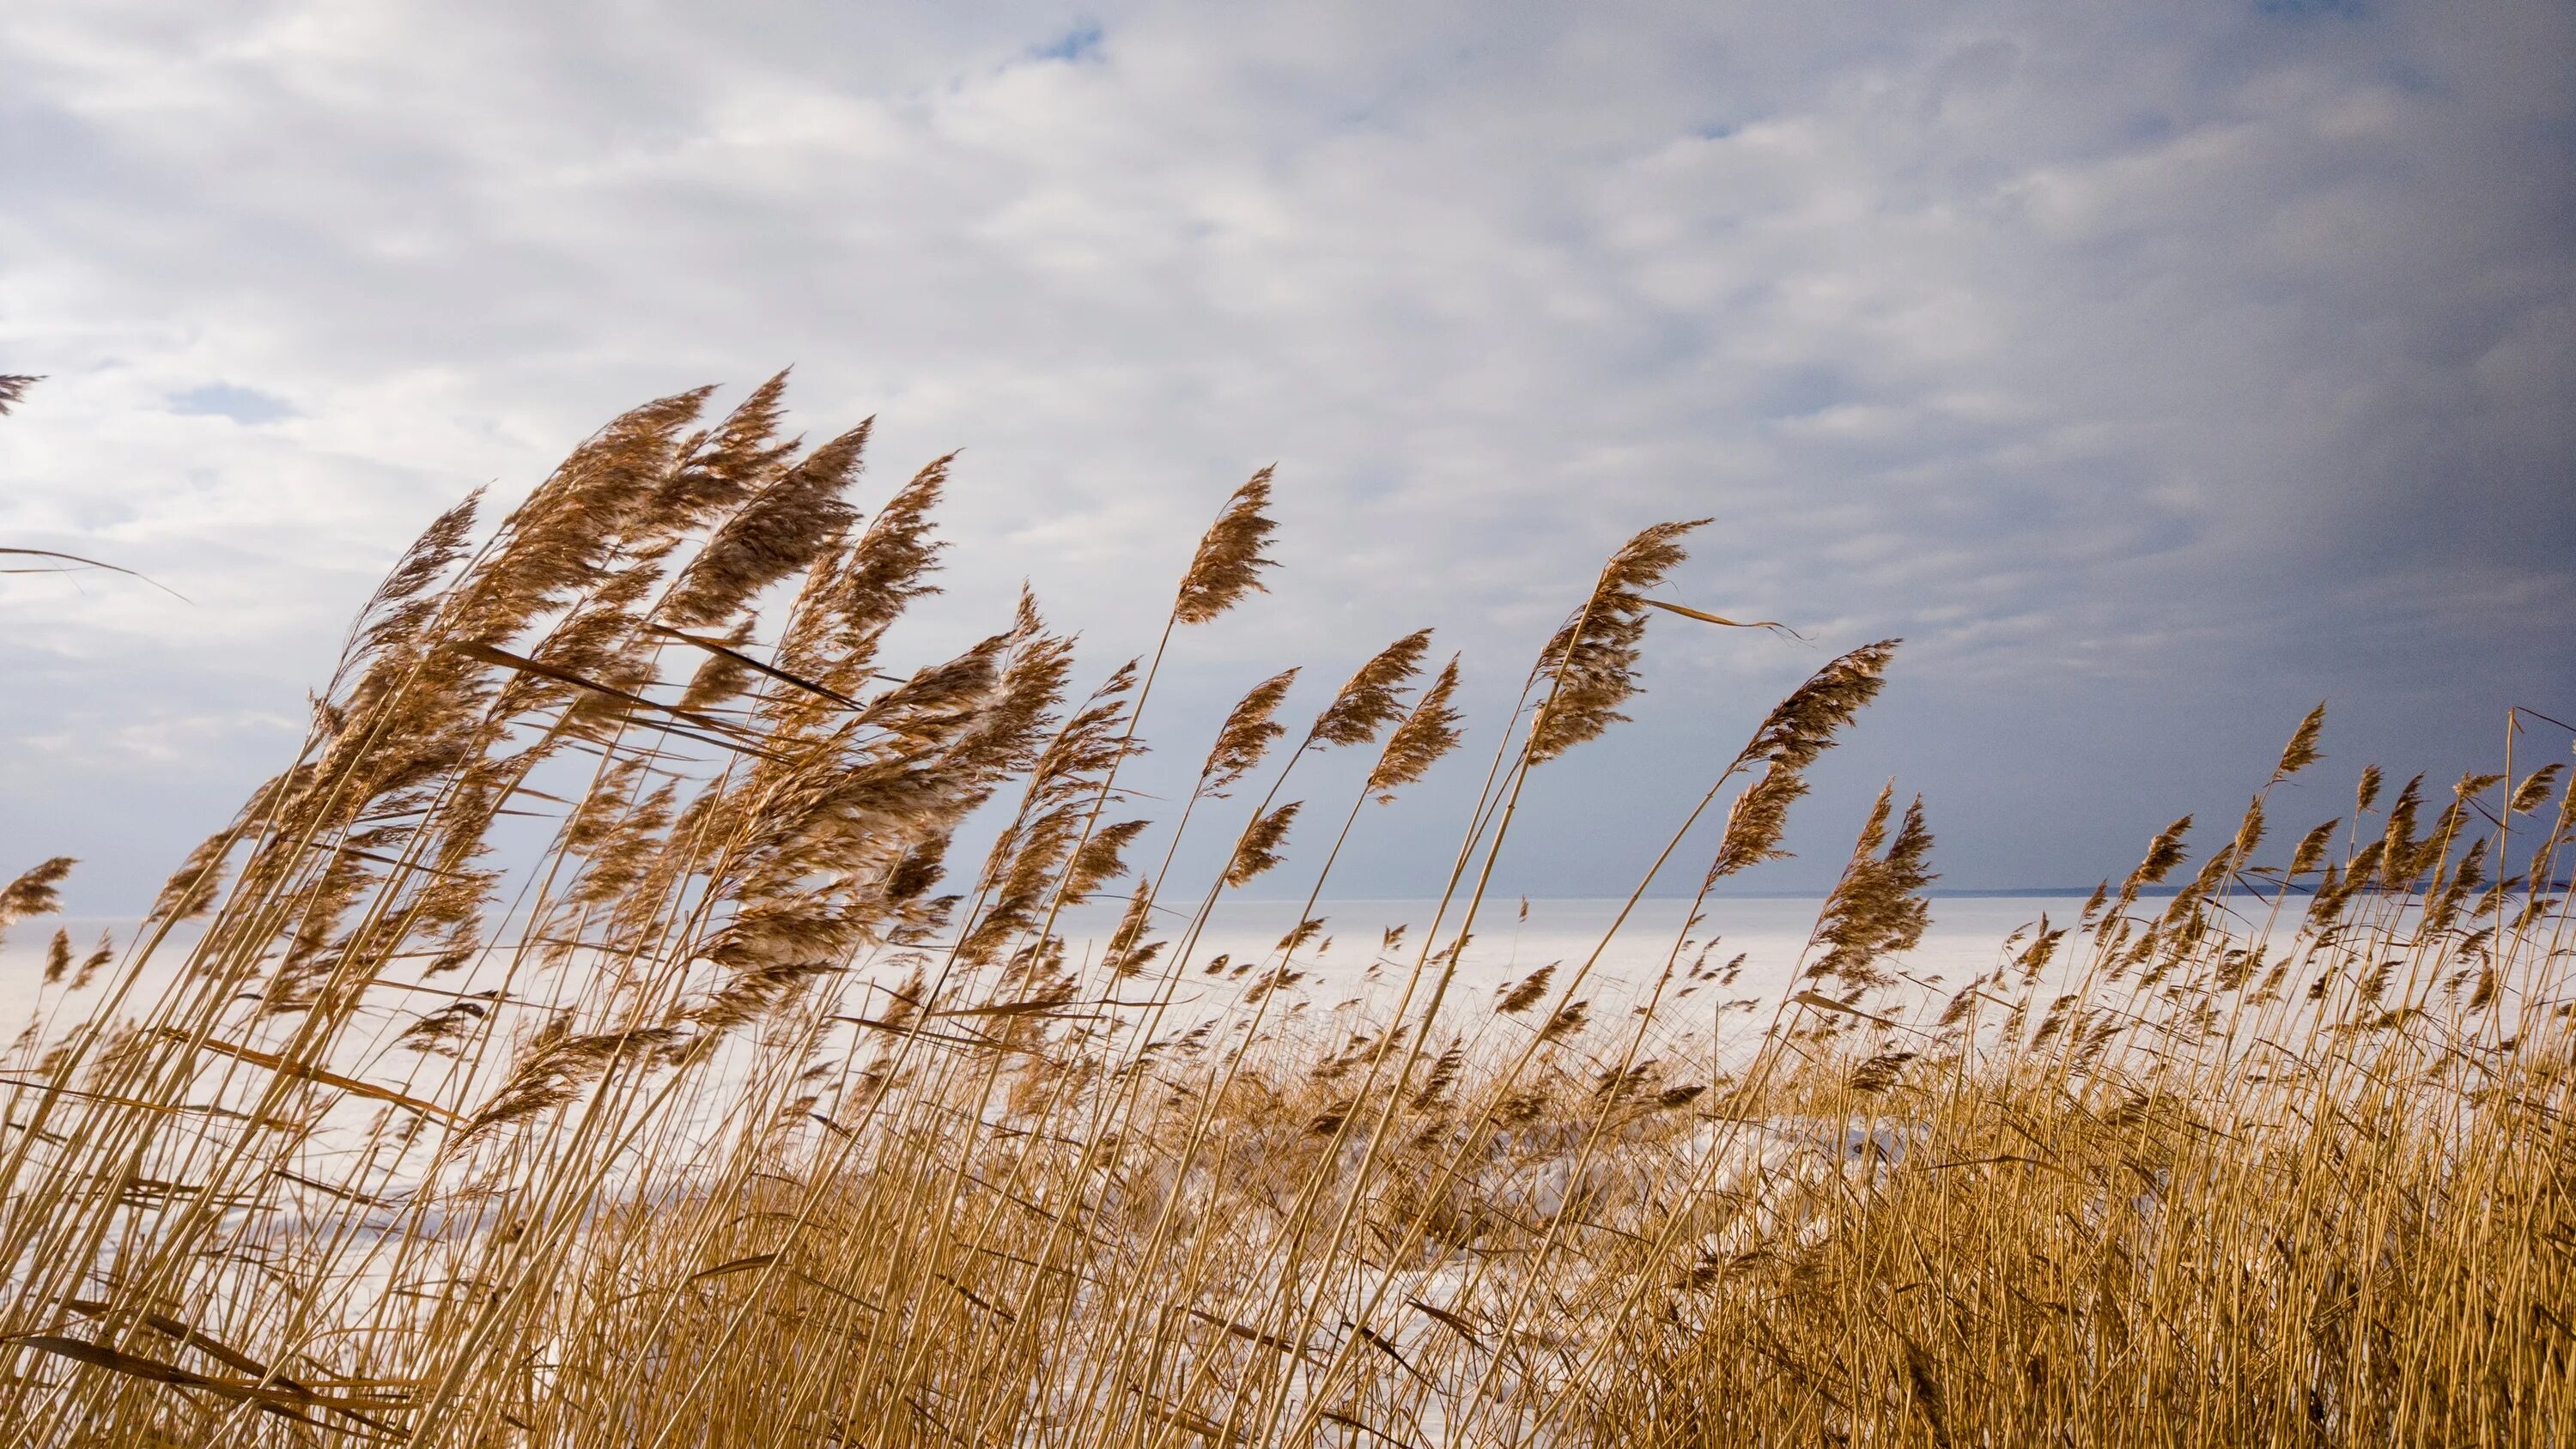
{"left": 3, "top": 0, "right": 2571, "bottom": 911}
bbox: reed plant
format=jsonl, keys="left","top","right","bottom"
{"left": 1, "top": 379, "right": 2567, "bottom": 1446}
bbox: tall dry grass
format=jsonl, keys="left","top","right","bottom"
{"left": 1, "top": 380, "right": 2569, "bottom": 1447}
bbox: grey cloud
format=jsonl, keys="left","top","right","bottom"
{"left": 0, "top": 0, "right": 2567, "bottom": 906}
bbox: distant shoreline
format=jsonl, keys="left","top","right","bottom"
{"left": 1224, "top": 882, "right": 2572, "bottom": 903}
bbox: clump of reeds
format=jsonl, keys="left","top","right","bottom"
{"left": 0, "top": 379, "right": 2567, "bottom": 1448}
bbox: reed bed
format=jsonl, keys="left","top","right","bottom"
{"left": 1, "top": 379, "right": 2569, "bottom": 1447}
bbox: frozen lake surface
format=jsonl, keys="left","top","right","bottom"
{"left": 0, "top": 895, "right": 2271, "bottom": 1043}
{"left": 1046, "top": 893, "right": 2091, "bottom": 1020}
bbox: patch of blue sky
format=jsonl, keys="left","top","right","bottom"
{"left": 1031, "top": 20, "right": 1103, "bottom": 64}
{"left": 166, "top": 384, "right": 295, "bottom": 425}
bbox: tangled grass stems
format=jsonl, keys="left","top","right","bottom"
{"left": 0, "top": 380, "right": 2569, "bottom": 1448}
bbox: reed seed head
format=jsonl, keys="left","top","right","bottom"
{"left": 1365, "top": 655, "right": 1465, "bottom": 802}
{"left": 1200, "top": 669, "right": 1299, "bottom": 798}
{"left": 1309, "top": 628, "right": 1433, "bottom": 748}
{"left": 1526, "top": 519, "right": 1709, "bottom": 765}
{"left": 1173, "top": 467, "right": 1279, "bottom": 625}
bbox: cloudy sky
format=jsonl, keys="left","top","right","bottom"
{"left": 3, "top": 0, "right": 2571, "bottom": 909}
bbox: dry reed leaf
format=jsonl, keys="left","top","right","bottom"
{"left": 450, "top": 640, "right": 750, "bottom": 745}
{"left": 166, "top": 1029, "right": 464, "bottom": 1124}
{"left": 7, "top": 1334, "right": 412, "bottom": 1414}
{"left": 1135, "top": 1396, "right": 1254, "bottom": 1445}
{"left": 1320, "top": 1407, "right": 1415, "bottom": 1447}
{"left": 1185, "top": 1307, "right": 1321, "bottom": 1361}
{"left": 687, "top": 1253, "right": 783, "bottom": 1285}
{"left": 1408, "top": 1299, "right": 1483, "bottom": 1345}
{"left": 1639, "top": 597, "right": 1797, "bottom": 636}
{"left": 655, "top": 623, "right": 865, "bottom": 711}
{"left": 53, "top": 1298, "right": 376, "bottom": 1406}
{"left": 1790, "top": 990, "right": 1897, "bottom": 1027}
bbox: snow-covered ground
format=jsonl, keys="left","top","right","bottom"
{"left": 1046, "top": 893, "right": 2074, "bottom": 1027}
{"left": 0, "top": 896, "right": 2070, "bottom": 1047}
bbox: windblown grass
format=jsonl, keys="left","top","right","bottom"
{"left": 1, "top": 379, "right": 2568, "bottom": 1447}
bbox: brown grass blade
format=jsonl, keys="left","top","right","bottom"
{"left": 161, "top": 1029, "right": 464, "bottom": 1123}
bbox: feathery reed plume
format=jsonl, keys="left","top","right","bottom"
{"left": 1497, "top": 964, "right": 1557, "bottom": 1016}
{"left": 1739, "top": 640, "right": 1902, "bottom": 776}
{"left": 1410, "top": 1039, "right": 1466, "bottom": 1108}
{"left": 0, "top": 373, "right": 37, "bottom": 414}
{"left": 2380, "top": 773, "right": 2427, "bottom": 885}
{"left": 778, "top": 454, "right": 951, "bottom": 698}
{"left": 465, "top": 1026, "right": 680, "bottom": 1137}
{"left": 2230, "top": 793, "right": 2267, "bottom": 866}
{"left": 149, "top": 828, "right": 242, "bottom": 931}
{"left": 1171, "top": 468, "right": 1279, "bottom": 625}
{"left": 1526, "top": 519, "right": 1709, "bottom": 764}
{"left": 1225, "top": 801, "right": 1302, "bottom": 887}
{"left": 958, "top": 661, "right": 1141, "bottom": 963}
{"left": 1540, "top": 998, "right": 1591, "bottom": 1043}
{"left": 1063, "top": 818, "right": 1151, "bottom": 902}
{"left": 1806, "top": 785, "right": 1935, "bottom": 992}
{"left": 66, "top": 930, "right": 112, "bottom": 992}
{"left": 945, "top": 593, "right": 1080, "bottom": 786}
{"left": 2510, "top": 761, "right": 2565, "bottom": 817}
{"left": 1706, "top": 767, "right": 1807, "bottom": 882}
{"left": 1364, "top": 656, "right": 1465, "bottom": 802}
{"left": 659, "top": 420, "right": 868, "bottom": 628}
{"left": 1199, "top": 670, "right": 1300, "bottom": 798}
{"left": 2114, "top": 816, "right": 2192, "bottom": 912}
{"left": 1706, "top": 640, "right": 1901, "bottom": 881}
{"left": 1309, "top": 629, "right": 1432, "bottom": 748}
{"left": 2356, "top": 762, "right": 2384, "bottom": 815}
{"left": 651, "top": 369, "right": 797, "bottom": 533}
{"left": 2272, "top": 700, "right": 2328, "bottom": 782}
{"left": 2288, "top": 818, "right": 2341, "bottom": 877}
{"left": 0, "top": 857, "right": 74, "bottom": 953}
{"left": 672, "top": 618, "right": 762, "bottom": 712}
{"left": 1101, "top": 879, "right": 1162, "bottom": 978}
{"left": 452, "top": 387, "right": 714, "bottom": 642}
{"left": 1848, "top": 1050, "right": 1917, "bottom": 1094}
{"left": 41, "top": 930, "right": 70, "bottom": 986}
{"left": 331, "top": 491, "right": 483, "bottom": 699}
